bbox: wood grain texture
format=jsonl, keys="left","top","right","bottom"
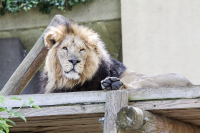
{"left": 9, "top": 113, "right": 104, "bottom": 133}
{"left": 130, "top": 98, "right": 200, "bottom": 110}
{"left": 103, "top": 90, "right": 128, "bottom": 133}
{"left": 2, "top": 91, "right": 106, "bottom": 107}
{"left": 0, "top": 104, "right": 105, "bottom": 118}
{"left": 130, "top": 99, "right": 200, "bottom": 127}
{"left": 8, "top": 113, "right": 141, "bottom": 133}
{"left": 117, "top": 106, "right": 144, "bottom": 130}
{"left": 0, "top": 15, "right": 69, "bottom": 95}
{"left": 4, "top": 85, "right": 200, "bottom": 108}
{"left": 127, "top": 85, "right": 200, "bottom": 101}
{"left": 138, "top": 111, "right": 200, "bottom": 133}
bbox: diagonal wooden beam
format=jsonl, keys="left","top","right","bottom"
{"left": 0, "top": 15, "right": 69, "bottom": 95}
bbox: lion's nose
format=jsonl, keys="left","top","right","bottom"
{"left": 68, "top": 59, "right": 81, "bottom": 65}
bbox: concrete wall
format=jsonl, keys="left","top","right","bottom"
{"left": 121, "top": 0, "right": 200, "bottom": 84}
{"left": 0, "top": 0, "right": 122, "bottom": 60}
{"left": 0, "top": 0, "right": 120, "bottom": 31}
{"left": 0, "top": 38, "right": 40, "bottom": 94}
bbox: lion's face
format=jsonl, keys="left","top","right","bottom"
{"left": 43, "top": 22, "right": 111, "bottom": 92}
{"left": 57, "top": 35, "right": 88, "bottom": 80}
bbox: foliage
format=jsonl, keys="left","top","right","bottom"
{"left": 0, "top": 0, "right": 90, "bottom": 16}
{"left": 0, "top": 95, "right": 41, "bottom": 133}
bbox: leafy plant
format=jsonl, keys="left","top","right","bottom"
{"left": 0, "top": 95, "right": 41, "bottom": 133}
{"left": 0, "top": 0, "right": 91, "bottom": 16}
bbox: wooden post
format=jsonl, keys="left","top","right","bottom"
{"left": 0, "top": 15, "right": 70, "bottom": 95}
{"left": 117, "top": 106, "right": 200, "bottom": 133}
{"left": 103, "top": 90, "right": 128, "bottom": 133}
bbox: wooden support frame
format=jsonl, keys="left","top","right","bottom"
{"left": 1, "top": 88, "right": 200, "bottom": 132}
{"left": 103, "top": 90, "right": 128, "bottom": 133}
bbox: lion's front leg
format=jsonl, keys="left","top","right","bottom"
{"left": 101, "top": 77, "right": 124, "bottom": 90}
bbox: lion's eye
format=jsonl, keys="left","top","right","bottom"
{"left": 80, "top": 48, "right": 85, "bottom": 52}
{"left": 63, "top": 47, "right": 68, "bottom": 50}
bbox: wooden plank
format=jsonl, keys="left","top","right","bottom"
{"left": 103, "top": 90, "right": 128, "bottom": 133}
{"left": 9, "top": 113, "right": 104, "bottom": 133}
{"left": 127, "top": 85, "right": 200, "bottom": 101}
{"left": 129, "top": 98, "right": 200, "bottom": 110}
{"left": 2, "top": 85, "right": 200, "bottom": 107}
{"left": 0, "top": 104, "right": 105, "bottom": 118}
{"left": 2, "top": 91, "right": 106, "bottom": 107}
{"left": 0, "top": 15, "right": 68, "bottom": 95}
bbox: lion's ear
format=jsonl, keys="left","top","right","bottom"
{"left": 43, "top": 33, "right": 56, "bottom": 49}
{"left": 43, "top": 25, "right": 67, "bottom": 49}
{"left": 86, "top": 34, "right": 99, "bottom": 49}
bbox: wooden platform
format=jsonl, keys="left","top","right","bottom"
{"left": 0, "top": 85, "right": 200, "bottom": 132}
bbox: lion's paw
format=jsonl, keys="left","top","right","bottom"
{"left": 101, "top": 77, "right": 123, "bottom": 90}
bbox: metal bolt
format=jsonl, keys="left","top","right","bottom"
{"left": 99, "top": 117, "right": 105, "bottom": 123}
{"left": 143, "top": 117, "right": 148, "bottom": 124}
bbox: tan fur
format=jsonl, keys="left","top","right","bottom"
{"left": 120, "top": 70, "right": 193, "bottom": 89}
{"left": 43, "top": 23, "right": 110, "bottom": 93}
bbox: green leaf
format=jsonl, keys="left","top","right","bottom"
{"left": 81, "top": 0, "right": 86, "bottom": 2}
{"left": 17, "top": 115, "right": 26, "bottom": 122}
{"left": 6, "top": 119, "right": 15, "bottom": 126}
{"left": 0, "top": 96, "right": 5, "bottom": 105}
{"left": 29, "top": 97, "right": 34, "bottom": 102}
{"left": 0, "top": 123, "right": 9, "bottom": 133}
{"left": 13, "top": 112, "right": 24, "bottom": 116}
{"left": 32, "top": 105, "right": 42, "bottom": 110}
{"left": 6, "top": 107, "right": 12, "bottom": 111}
{"left": 29, "top": 101, "right": 34, "bottom": 106}
{"left": 0, "top": 107, "right": 6, "bottom": 112}
{"left": 10, "top": 97, "right": 22, "bottom": 101}
{"left": 0, "top": 130, "right": 5, "bottom": 133}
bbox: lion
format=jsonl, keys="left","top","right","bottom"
{"left": 40, "top": 21, "right": 193, "bottom": 93}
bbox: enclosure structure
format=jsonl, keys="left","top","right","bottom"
{"left": 1, "top": 15, "right": 200, "bottom": 133}
{"left": 1, "top": 87, "right": 200, "bottom": 133}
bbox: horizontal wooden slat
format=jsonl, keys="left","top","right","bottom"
{"left": 3, "top": 91, "right": 107, "bottom": 107}
{"left": 1, "top": 104, "right": 105, "bottom": 118}
{"left": 9, "top": 113, "right": 104, "bottom": 133}
{"left": 127, "top": 85, "right": 200, "bottom": 101}
{"left": 129, "top": 98, "right": 200, "bottom": 110}
{"left": 3, "top": 85, "right": 200, "bottom": 108}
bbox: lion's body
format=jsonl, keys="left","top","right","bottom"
{"left": 40, "top": 20, "right": 193, "bottom": 93}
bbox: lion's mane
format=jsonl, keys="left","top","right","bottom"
{"left": 40, "top": 21, "right": 126, "bottom": 93}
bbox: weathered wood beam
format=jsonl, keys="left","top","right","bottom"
{"left": 0, "top": 15, "right": 68, "bottom": 95}
{"left": 127, "top": 85, "right": 200, "bottom": 101}
{"left": 103, "top": 90, "right": 128, "bottom": 133}
{"left": 0, "top": 104, "right": 105, "bottom": 118}
{"left": 3, "top": 85, "right": 200, "bottom": 107}
{"left": 117, "top": 106, "right": 200, "bottom": 133}
{"left": 130, "top": 98, "right": 200, "bottom": 110}
{"left": 2, "top": 91, "right": 106, "bottom": 107}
